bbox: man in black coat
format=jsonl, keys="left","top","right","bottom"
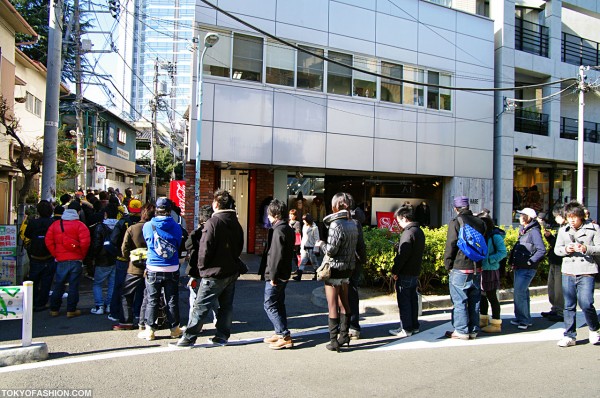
{"left": 263, "top": 199, "right": 296, "bottom": 350}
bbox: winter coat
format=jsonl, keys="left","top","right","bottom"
{"left": 24, "top": 216, "right": 55, "bottom": 260}
{"left": 184, "top": 226, "right": 203, "bottom": 279}
{"left": 509, "top": 219, "right": 546, "bottom": 269}
{"left": 543, "top": 229, "right": 563, "bottom": 266}
{"left": 91, "top": 218, "right": 119, "bottom": 266}
{"left": 482, "top": 229, "right": 507, "bottom": 271}
{"left": 301, "top": 223, "right": 319, "bottom": 250}
{"left": 45, "top": 210, "right": 91, "bottom": 262}
{"left": 444, "top": 209, "right": 487, "bottom": 272}
{"left": 320, "top": 210, "right": 358, "bottom": 272}
{"left": 392, "top": 222, "right": 425, "bottom": 277}
{"left": 554, "top": 220, "right": 600, "bottom": 275}
{"left": 122, "top": 221, "right": 147, "bottom": 275}
{"left": 264, "top": 220, "right": 295, "bottom": 282}
{"left": 142, "top": 216, "right": 183, "bottom": 269}
{"left": 197, "top": 209, "right": 244, "bottom": 279}
{"left": 110, "top": 214, "right": 141, "bottom": 261}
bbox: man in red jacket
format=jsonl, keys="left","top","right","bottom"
{"left": 45, "top": 208, "right": 91, "bottom": 318}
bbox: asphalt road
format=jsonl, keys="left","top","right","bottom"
{"left": 1, "top": 256, "right": 599, "bottom": 397}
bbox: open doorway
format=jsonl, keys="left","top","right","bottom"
{"left": 220, "top": 169, "right": 249, "bottom": 252}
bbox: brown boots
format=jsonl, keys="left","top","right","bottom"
{"left": 479, "top": 315, "right": 490, "bottom": 328}
{"left": 481, "top": 318, "right": 502, "bottom": 333}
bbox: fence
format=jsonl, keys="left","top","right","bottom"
{"left": 0, "top": 281, "right": 33, "bottom": 347}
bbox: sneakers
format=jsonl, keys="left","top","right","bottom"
{"left": 547, "top": 314, "right": 564, "bottom": 322}
{"left": 557, "top": 336, "right": 576, "bottom": 347}
{"left": 169, "top": 336, "right": 196, "bottom": 349}
{"left": 510, "top": 320, "right": 531, "bottom": 330}
{"left": 349, "top": 329, "right": 360, "bottom": 340}
{"left": 106, "top": 305, "right": 110, "bottom": 314}
{"left": 589, "top": 329, "right": 600, "bottom": 344}
{"left": 263, "top": 334, "right": 280, "bottom": 344}
{"left": 444, "top": 330, "right": 470, "bottom": 340}
{"left": 49, "top": 310, "right": 59, "bottom": 317}
{"left": 112, "top": 323, "right": 134, "bottom": 331}
{"left": 541, "top": 311, "right": 554, "bottom": 318}
{"left": 208, "top": 337, "right": 228, "bottom": 346}
{"left": 67, "top": 310, "right": 81, "bottom": 318}
{"left": 91, "top": 306, "right": 104, "bottom": 315}
{"left": 269, "top": 335, "right": 293, "bottom": 350}
{"left": 137, "top": 327, "right": 155, "bottom": 341}
{"left": 170, "top": 326, "right": 183, "bottom": 339}
{"left": 107, "top": 314, "right": 119, "bottom": 322}
{"left": 389, "top": 328, "right": 412, "bottom": 338}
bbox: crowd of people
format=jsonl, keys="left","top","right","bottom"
{"left": 20, "top": 186, "right": 600, "bottom": 351}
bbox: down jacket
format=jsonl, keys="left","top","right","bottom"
{"left": 320, "top": 210, "right": 358, "bottom": 272}
{"left": 509, "top": 219, "right": 546, "bottom": 269}
{"left": 45, "top": 210, "right": 91, "bottom": 262}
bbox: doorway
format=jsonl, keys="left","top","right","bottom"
{"left": 220, "top": 169, "right": 249, "bottom": 252}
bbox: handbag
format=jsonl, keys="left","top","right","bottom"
{"left": 316, "top": 254, "right": 332, "bottom": 281}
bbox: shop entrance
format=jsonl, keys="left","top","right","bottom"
{"left": 220, "top": 169, "right": 249, "bottom": 252}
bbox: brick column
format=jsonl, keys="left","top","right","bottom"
{"left": 254, "top": 169, "right": 274, "bottom": 254}
{"left": 184, "top": 160, "right": 218, "bottom": 233}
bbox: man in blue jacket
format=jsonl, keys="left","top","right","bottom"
{"left": 138, "top": 198, "right": 183, "bottom": 341}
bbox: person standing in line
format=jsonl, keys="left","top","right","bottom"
{"left": 389, "top": 205, "right": 425, "bottom": 339}
{"left": 293, "top": 213, "right": 320, "bottom": 281}
{"left": 554, "top": 201, "right": 600, "bottom": 347}
{"left": 443, "top": 196, "right": 487, "bottom": 340}
{"left": 262, "top": 199, "right": 296, "bottom": 349}
{"left": 90, "top": 203, "right": 119, "bottom": 315}
{"left": 172, "top": 190, "right": 244, "bottom": 348}
{"left": 45, "top": 208, "right": 91, "bottom": 318}
{"left": 138, "top": 198, "right": 183, "bottom": 341}
{"left": 289, "top": 209, "right": 302, "bottom": 274}
{"left": 348, "top": 205, "right": 366, "bottom": 340}
{"left": 541, "top": 212, "right": 566, "bottom": 323}
{"left": 508, "top": 207, "right": 546, "bottom": 330}
{"left": 315, "top": 193, "right": 358, "bottom": 352}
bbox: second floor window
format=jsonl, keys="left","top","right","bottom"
{"left": 232, "top": 33, "right": 263, "bottom": 82}
{"left": 25, "top": 92, "right": 42, "bottom": 117}
{"left": 327, "top": 51, "right": 352, "bottom": 96}
{"left": 118, "top": 128, "right": 126, "bottom": 144}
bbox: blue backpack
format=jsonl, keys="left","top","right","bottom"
{"left": 457, "top": 216, "right": 488, "bottom": 262}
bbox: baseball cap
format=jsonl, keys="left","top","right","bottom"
{"left": 156, "top": 197, "right": 172, "bottom": 211}
{"left": 517, "top": 207, "right": 537, "bottom": 219}
{"left": 128, "top": 199, "right": 142, "bottom": 213}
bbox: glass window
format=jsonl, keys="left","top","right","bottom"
{"left": 427, "top": 71, "right": 440, "bottom": 110}
{"left": 403, "top": 67, "right": 424, "bottom": 106}
{"left": 353, "top": 57, "right": 377, "bottom": 98}
{"left": 97, "top": 119, "right": 108, "bottom": 146}
{"left": 327, "top": 51, "right": 352, "bottom": 96}
{"left": 203, "top": 31, "right": 231, "bottom": 78}
{"left": 297, "top": 45, "right": 324, "bottom": 91}
{"left": 381, "top": 62, "right": 402, "bottom": 104}
{"left": 232, "top": 33, "right": 263, "bottom": 82}
{"left": 266, "top": 40, "right": 295, "bottom": 87}
{"left": 117, "top": 128, "right": 127, "bottom": 144}
{"left": 440, "top": 73, "right": 452, "bottom": 111}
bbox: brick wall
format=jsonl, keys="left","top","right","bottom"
{"left": 183, "top": 160, "right": 218, "bottom": 233}
{"left": 254, "top": 169, "right": 274, "bottom": 254}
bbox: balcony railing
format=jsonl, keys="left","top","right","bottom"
{"left": 515, "top": 17, "right": 549, "bottom": 57}
{"left": 560, "top": 117, "right": 600, "bottom": 143}
{"left": 515, "top": 108, "right": 549, "bottom": 136}
{"left": 562, "top": 32, "right": 600, "bottom": 67}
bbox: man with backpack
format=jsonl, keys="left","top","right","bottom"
{"left": 24, "top": 200, "right": 56, "bottom": 312}
{"left": 90, "top": 203, "right": 119, "bottom": 315}
{"left": 443, "top": 196, "right": 487, "bottom": 340}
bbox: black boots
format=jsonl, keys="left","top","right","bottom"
{"left": 338, "top": 313, "right": 351, "bottom": 347}
{"left": 292, "top": 270, "right": 302, "bottom": 281}
{"left": 326, "top": 317, "right": 340, "bottom": 352}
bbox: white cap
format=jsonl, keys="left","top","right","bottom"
{"left": 517, "top": 207, "right": 537, "bottom": 219}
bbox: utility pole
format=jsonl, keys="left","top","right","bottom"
{"left": 74, "top": 0, "right": 85, "bottom": 191}
{"left": 41, "top": 0, "right": 64, "bottom": 201}
{"left": 150, "top": 58, "right": 159, "bottom": 201}
{"left": 576, "top": 65, "right": 588, "bottom": 203}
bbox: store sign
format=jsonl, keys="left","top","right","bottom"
{"left": 0, "top": 225, "right": 18, "bottom": 286}
{"left": 377, "top": 212, "right": 402, "bottom": 233}
{"left": 117, "top": 147, "right": 129, "bottom": 160}
{"left": 169, "top": 180, "right": 186, "bottom": 215}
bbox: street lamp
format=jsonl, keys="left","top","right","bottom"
{"left": 191, "top": 32, "right": 219, "bottom": 229}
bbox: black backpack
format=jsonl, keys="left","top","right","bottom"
{"left": 25, "top": 218, "right": 54, "bottom": 260}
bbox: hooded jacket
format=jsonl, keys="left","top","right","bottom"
{"left": 264, "top": 220, "right": 295, "bottom": 282}
{"left": 321, "top": 210, "right": 358, "bottom": 272}
{"left": 197, "top": 209, "right": 244, "bottom": 279}
{"left": 45, "top": 209, "right": 91, "bottom": 262}
{"left": 555, "top": 220, "right": 600, "bottom": 275}
{"left": 482, "top": 228, "right": 507, "bottom": 271}
{"left": 510, "top": 219, "right": 546, "bottom": 269}
{"left": 444, "top": 209, "right": 487, "bottom": 272}
{"left": 142, "top": 215, "right": 183, "bottom": 272}
{"left": 91, "top": 218, "right": 119, "bottom": 266}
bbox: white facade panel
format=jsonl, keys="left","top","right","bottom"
{"left": 418, "top": 1, "right": 457, "bottom": 31}
{"left": 336, "top": 0, "right": 376, "bottom": 10}
{"left": 456, "top": 34, "right": 494, "bottom": 69}
{"left": 418, "top": 25, "right": 456, "bottom": 60}
{"left": 329, "top": 1, "right": 376, "bottom": 42}
{"left": 217, "top": 0, "right": 276, "bottom": 21}
{"left": 217, "top": 13, "right": 276, "bottom": 36}
{"left": 328, "top": 34, "right": 375, "bottom": 56}
{"left": 276, "top": 23, "right": 328, "bottom": 47}
{"left": 213, "top": 85, "right": 273, "bottom": 126}
{"left": 326, "top": 134, "right": 373, "bottom": 170}
{"left": 327, "top": 99, "right": 374, "bottom": 137}
{"left": 416, "top": 113, "right": 455, "bottom": 147}
{"left": 273, "top": 91, "right": 327, "bottom": 132}
{"left": 196, "top": 4, "right": 217, "bottom": 25}
{"left": 417, "top": 53, "right": 456, "bottom": 73}
{"left": 455, "top": 62, "right": 494, "bottom": 90}
{"left": 416, "top": 143, "right": 455, "bottom": 176}
{"left": 188, "top": 120, "right": 214, "bottom": 161}
{"left": 375, "top": 14, "right": 418, "bottom": 51}
{"left": 374, "top": 106, "right": 417, "bottom": 141}
{"left": 213, "top": 122, "right": 272, "bottom": 164}
{"left": 273, "top": 129, "right": 326, "bottom": 167}
{"left": 454, "top": 91, "right": 494, "bottom": 121}
{"left": 455, "top": 120, "right": 493, "bottom": 151}
{"left": 201, "top": 82, "right": 215, "bottom": 121}
{"left": 375, "top": 43, "right": 418, "bottom": 65}
{"left": 374, "top": 139, "right": 417, "bottom": 174}
{"left": 454, "top": 148, "right": 493, "bottom": 178}
{"left": 456, "top": 10, "right": 490, "bottom": 36}
{"left": 275, "top": 0, "right": 329, "bottom": 31}
{"left": 376, "top": 0, "right": 418, "bottom": 19}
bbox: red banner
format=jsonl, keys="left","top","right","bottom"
{"left": 169, "top": 180, "right": 186, "bottom": 215}
{"left": 376, "top": 211, "right": 402, "bottom": 233}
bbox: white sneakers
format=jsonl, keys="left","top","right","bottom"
{"left": 557, "top": 336, "right": 576, "bottom": 347}
{"left": 389, "top": 328, "right": 412, "bottom": 338}
{"left": 588, "top": 329, "right": 600, "bottom": 344}
{"left": 91, "top": 306, "right": 104, "bottom": 315}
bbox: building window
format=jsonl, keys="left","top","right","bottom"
{"left": 297, "top": 46, "right": 324, "bottom": 91}
{"left": 203, "top": 30, "right": 231, "bottom": 78}
{"left": 117, "top": 128, "right": 126, "bottom": 144}
{"left": 327, "top": 51, "right": 352, "bottom": 96}
{"left": 440, "top": 73, "right": 452, "bottom": 111}
{"left": 232, "top": 33, "right": 263, "bottom": 82}
{"left": 381, "top": 62, "right": 403, "bottom": 104}
{"left": 403, "top": 67, "right": 424, "bottom": 106}
{"left": 266, "top": 40, "right": 295, "bottom": 87}
{"left": 427, "top": 71, "right": 440, "bottom": 109}
{"left": 353, "top": 57, "right": 377, "bottom": 98}
{"left": 97, "top": 119, "right": 108, "bottom": 146}
{"left": 25, "top": 92, "right": 42, "bottom": 117}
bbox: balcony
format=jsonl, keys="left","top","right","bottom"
{"left": 560, "top": 117, "right": 599, "bottom": 143}
{"left": 562, "top": 32, "right": 600, "bottom": 67}
{"left": 515, "top": 108, "right": 549, "bottom": 136}
{"left": 515, "top": 17, "right": 549, "bottom": 57}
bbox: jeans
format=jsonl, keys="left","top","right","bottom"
{"left": 348, "top": 264, "right": 362, "bottom": 331}
{"left": 548, "top": 264, "right": 564, "bottom": 316}
{"left": 513, "top": 268, "right": 536, "bottom": 325}
{"left": 449, "top": 270, "right": 481, "bottom": 335}
{"left": 562, "top": 274, "right": 599, "bottom": 339}
{"left": 110, "top": 260, "right": 128, "bottom": 318}
{"left": 145, "top": 270, "right": 180, "bottom": 329}
{"left": 184, "top": 274, "right": 238, "bottom": 341}
{"left": 50, "top": 260, "right": 83, "bottom": 312}
{"left": 120, "top": 273, "right": 145, "bottom": 324}
{"left": 298, "top": 248, "right": 320, "bottom": 271}
{"left": 28, "top": 259, "right": 56, "bottom": 308}
{"left": 395, "top": 275, "right": 420, "bottom": 332}
{"left": 264, "top": 281, "right": 289, "bottom": 337}
{"left": 93, "top": 265, "right": 116, "bottom": 308}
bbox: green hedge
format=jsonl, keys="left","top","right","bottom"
{"left": 362, "top": 225, "right": 551, "bottom": 294}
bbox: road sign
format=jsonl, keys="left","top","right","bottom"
{"left": 97, "top": 165, "right": 106, "bottom": 179}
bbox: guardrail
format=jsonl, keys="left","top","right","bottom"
{"left": 0, "top": 281, "right": 33, "bottom": 347}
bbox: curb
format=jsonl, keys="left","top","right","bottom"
{"left": 0, "top": 342, "right": 48, "bottom": 367}
{"left": 311, "top": 286, "right": 549, "bottom": 315}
